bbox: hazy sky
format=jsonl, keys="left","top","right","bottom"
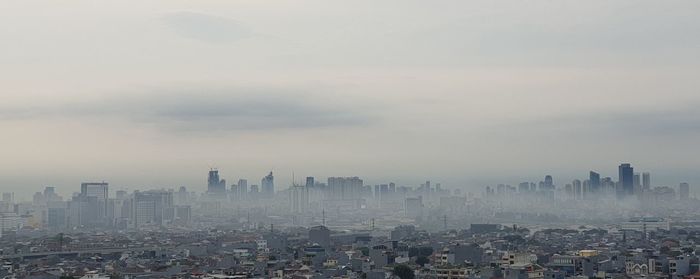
{"left": 2, "top": 1, "right": 700, "bottom": 198}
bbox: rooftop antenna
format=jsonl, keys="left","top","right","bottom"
{"left": 443, "top": 215, "right": 448, "bottom": 231}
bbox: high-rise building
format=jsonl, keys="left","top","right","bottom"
{"left": 544, "top": 175, "right": 554, "bottom": 190}
{"left": 633, "top": 173, "right": 641, "bottom": 195}
{"left": 132, "top": 190, "right": 174, "bottom": 227}
{"left": 618, "top": 163, "right": 634, "bottom": 199}
{"left": 589, "top": 171, "right": 601, "bottom": 194}
{"left": 81, "top": 182, "right": 109, "bottom": 201}
{"left": 80, "top": 182, "right": 109, "bottom": 220}
{"left": 238, "top": 179, "right": 248, "bottom": 200}
{"left": 1, "top": 193, "right": 13, "bottom": 204}
{"left": 327, "top": 177, "right": 364, "bottom": 200}
{"left": 249, "top": 185, "right": 260, "bottom": 200}
{"left": 207, "top": 169, "right": 226, "bottom": 194}
{"left": 305, "top": 176, "right": 315, "bottom": 189}
{"left": 679, "top": 182, "right": 690, "bottom": 200}
{"left": 642, "top": 172, "right": 651, "bottom": 190}
{"left": 518, "top": 182, "right": 530, "bottom": 193}
{"left": 290, "top": 184, "right": 309, "bottom": 214}
{"left": 261, "top": 172, "right": 274, "bottom": 198}
{"left": 573, "top": 179, "right": 582, "bottom": 200}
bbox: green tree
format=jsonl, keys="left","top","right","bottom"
{"left": 416, "top": 256, "right": 429, "bottom": 266}
{"left": 408, "top": 247, "right": 419, "bottom": 257}
{"left": 393, "top": 264, "right": 415, "bottom": 279}
{"left": 419, "top": 247, "right": 434, "bottom": 257}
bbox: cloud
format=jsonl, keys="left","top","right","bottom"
{"left": 161, "top": 11, "right": 252, "bottom": 43}
{"left": 489, "top": 106, "right": 700, "bottom": 139}
{"left": 0, "top": 87, "right": 371, "bottom": 132}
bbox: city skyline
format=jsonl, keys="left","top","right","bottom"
{"left": 3, "top": 2, "right": 700, "bottom": 278}
{"left": 2, "top": 1, "right": 700, "bottom": 196}
{"left": 2, "top": 163, "right": 695, "bottom": 201}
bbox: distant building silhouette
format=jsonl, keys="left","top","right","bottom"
{"left": 618, "top": 163, "right": 634, "bottom": 199}
{"left": 642, "top": 172, "right": 651, "bottom": 190}
{"left": 261, "top": 172, "right": 274, "bottom": 198}
{"left": 207, "top": 169, "right": 226, "bottom": 194}
{"left": 589, "top": 171, "right": 601, "bottom": 194}
{"left": 680, "top": 182, "right": 690, "bottom": 200}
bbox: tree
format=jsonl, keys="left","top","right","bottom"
{"left": 393, "top": 264, "right": 415, "bottom": 279}
{"left": 419, "top": 247, "right": 434, "bottom": 257}
{"left": 416, "top": 256, "right": 429, "bottom": 266}
{"left": 408, "top": 247, "right": 419, "bottom": 258}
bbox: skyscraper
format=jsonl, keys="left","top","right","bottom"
{"left": 680, "top": 182, "right": 690, "bottom": 200}
{"left": 261, "top": 171, "right": 274, "bottom": 198}
{"left": 306, "top": 177, "right": 315, "bottom": 188}
{"left": 327, "top": 177, "right": 364, "bottom": 200}
{"left": 642, "top": 172, "right": 651, "bottom": 190}
{"left": 132, "top": 190, "right": 174, "bottom": 227}
{"left": 207, "top": 169, "right": 226, "bottom": 194}
{"left": 618, "top": 163, "right": 634, "bottom": 199}
{"left": 589, "top": 171, "right": 601, "bottom": 194}
{"left": 633, "top": 173, "right": 641, "bottom": 195}
{"left": 81, "top": 182, "right": 109, "bottom": 201}
{"left": 238, "top": 179, "right": 248, "bottom": 200}
{"left": 573, "top": 179, "right": 582, "bottom": 200}
{"left": 544, "top": 175, "right": 554, "bottom": 190}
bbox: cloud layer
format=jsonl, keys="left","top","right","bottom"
{"left": 0, "top": 88, "right": 371, "bottom": 132}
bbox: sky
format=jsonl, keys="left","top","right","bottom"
{"left": 1, "top": 0, "right": 700, "bottom": 199}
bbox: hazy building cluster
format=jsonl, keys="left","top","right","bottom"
{"left": 486, "top": 163, "right": 691, "bottom": 202}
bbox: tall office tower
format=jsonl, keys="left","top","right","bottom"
{"left": 207, "top": 169, "right": 226, "bottom": 194}
{"left": 116, "top": 190, "right": 128, "bottom": 200}
{"left": 132, "top": 190, "right": 174, "bottom": 227}
{"left": 389, "top": 182, "right": 396, "bottom": 193}
{"left": 564, "top": 184, "right": 573, "bottom": 198}
{"left": 306, "top": 177, "right": 315, "bottom": 188}
{"left": 602, "top": 177, "right": 615, "bottom": 195}
{"left": 230, "top": 184, "right": 239, "bottom": 201}
{"left": 33, "top": 192, "right": 45, "bottom": 205}
{"left": 582, "top": 180, "right": 590, "bottom": 198}
{"left": 573, "top": 179, "right": 582, "bottom": 200}
{"left": 589, "top": 171, "right": 601, "bottom": 194}
{"left": 81, "top": 182, "right": 109, "bottom": 200}
{"left": 379, "top": 184, "right": 389, "bottom": 201}
{"left": 249, "top": 185, "right": 260, "bottom": 200}
{"left": 679, "top": 183, "right": 690, "bottom": 200}
{"left": 618, "top": 163, "right": 634, "bottom": 199}
{"left": 261, "top": 171, "right": 274, "bottom": 198}
{"left": 175, "top": 187, "right": 188, "bottom": 205}
{"left": 289, "top": 184, "right": 309, "bottom": 214}
{"left": 81, "top": 182, "right": 109, "bottom": 215}
{"left": 518, "top": 182, "right": 530, "bottom": 193}
{"left": 642, "top": 172, "right": 651, "bottom": 190}
{"left": 327, "top": 177, "right": 364, "bottom": 200}
{"left": 43, "top": 187, "right": 61, "bottom": 202}
{"left": 238, "top": 179, "right": 248, "bottom": 200}
{"left": 633, "top": 173, "right": 641, "bottom": 195}
{"left": 1, "top": 193, "right": 13, "bottom": 204}
{"left": 544, "top": 175, "right": 554, "bottom": 190}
